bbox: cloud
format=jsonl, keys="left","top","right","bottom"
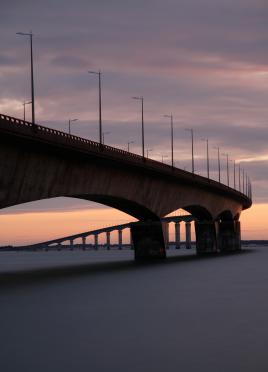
{"left": 1, "top": 0, "right": 268, "bottom": 211}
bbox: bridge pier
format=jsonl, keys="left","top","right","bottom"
{"left": 130, "top": 220, "right": 166, "bottom": 260}
{"left": 163, "top": 222, "right": 169, "bottom": 249}
{"left": 217, "top": 220, "right": 241, "bottom": 252}
{"left": 94, "top": 234, "right": 98, "bottom": 250}
{"left": 82, "top": 236, "right": 86, "bottom": 250}
{"left": 106, "top": 231, "right": 111, "bottom": 250}
{"left": 175, "top": 222, "right": 180, "bottom": 249}
{"left": 130, "top": 233, "right": 134, "bottom": 250}
{"left": 185, "top": 222, "right": 191, "bottom": 249}
{"left": 195, "top": 221, "right": 217, "bottom": 254}
{"left": 118, "top": 230, "right": 123, "bottom": 250}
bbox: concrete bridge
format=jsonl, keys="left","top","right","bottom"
{"left": 0, "top": 114, "right": 252, "bottom": 259}
{"left": 13, "top": 215, "right": 195, "bottom": 251}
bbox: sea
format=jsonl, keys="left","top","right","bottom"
{"left": 0, "top": 246, "right": 267, "bottom": 372}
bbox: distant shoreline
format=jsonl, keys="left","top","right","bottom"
{"left": 1, "top": 240, "right": 268, "bottom": 251}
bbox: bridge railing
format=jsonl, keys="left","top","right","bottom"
{"left": 0, "top": 113, "right": 145, "bottom": 161}
{"left": 0, "top": 113, "right": 252, "bottom": 201}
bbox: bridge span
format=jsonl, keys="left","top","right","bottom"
{"left": 10, "top": 215, "right": 195, "bottom": 251}
{"left": 0, "top": 114, "right": 252, "bottom": 259}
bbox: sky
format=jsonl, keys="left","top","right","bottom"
{"left": 0, "top": 0, "right": 268, "bottom": 245}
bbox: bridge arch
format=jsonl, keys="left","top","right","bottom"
{"left": 74, "top": 194, "right": 159, "bottom": 221}
{"left": 217, "top": 210, "right": 234, "bottom": 222}
{"left": 180, "top": 205, "right": 212, "bottom": 221}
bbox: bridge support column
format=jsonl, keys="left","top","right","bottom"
{"left": 130, "top": 233, "right": 134, "bottom": 250}
{"left": 175, "top": 222, "right": 181, "bottom": 249}
{"left": 163, "top": 222, "right": 169, "bottom": 249}
{"left": 217, "top": 220, "right": 241, "bottom": 252}
{"left": 118, "top": 230, "right": 123, "bottom": 250}
{"left": 130, "top": 220, "right": 166, "bottom": 260}
{"left": 82, "top": 237, "right": 86, "bottom": 250}
{"left": 106, "top": 231, "right": 111, "bottom": 250}
{"left": 70, "top": 239, "right": 74, "bottom": 250}
{"left": 195, "top": 221, "right": 217, "bottom": 254}
{"left": 94, "top": 234, "right": 98, "bottom": 250}
{"left": 185, "top": 222, "right": 191, "bottom": 249}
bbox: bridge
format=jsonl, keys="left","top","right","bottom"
{"left": 0, "top": 114, "right": 252, "bottom": 259}
{"left": 9, "top": 215, "right": 195, "bottom": 251}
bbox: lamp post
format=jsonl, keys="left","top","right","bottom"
{"left": 88, "top": 70, "right": 102, "bottom": 144}
{"left": 161, "top": 154, "right": 168, "bottom": 163}
{"left": 238, "top": 163, "right": 241, "bottom": 192}
{"left": 102, "top": 131, "right": 110, "bottom": 145}
{"left": 132, "top": 96, "right": 144, "bottom": 158}
{"left": 127, "top": 141, "right": 134, "bottom": 152}
{"left": 68, "top": 119, "right": 78, "bottom": 134}
{"left": 164, "top": 114, "right": 174, "bottom": 168}
{"left": 233, "top": 159, "right": 236, "bottom": 190}
{"left": 249, "top": 177, "right": 252, "bottom": 199}
{"left": 185, "top": 128, "right": 194, "bottom": 173}
{"left": 16, "top": 31, "right": 35, "bottom": 124}
{"left": 146, "top": 148, "right": 153, "bottom": 158}
{"left": 222, "top": 153, "right": 229, "bottom": 187}
{"left": 213, "top": 146, "right": 221, "bottom": 183}
{"left": 202, "top": 138, "right": 210, "bottom": 179}
{"left": 243, "top": 168, "right": 245, "bottom": 194}
{"left": 22, "top": 100, "right": 32, "bottom": 121}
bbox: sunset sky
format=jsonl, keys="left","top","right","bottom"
{"left": 1, "top": 0, "right": 268, "bottom": 245}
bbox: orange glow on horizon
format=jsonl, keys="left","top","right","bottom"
{"left": 0, "top": 203, "right": 266, "bottom": 247}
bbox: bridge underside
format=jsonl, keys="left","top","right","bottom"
{"left": 0, "top": 114, "right": 251, "bottom": 260}
{"left": 74, "top": 195, "right": 159, "bottom": 221}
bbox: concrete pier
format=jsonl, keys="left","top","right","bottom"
{"left": 175, "top": 222, "right": 180, "bottom": 249}
{"left": 185, "top": 222, "right": 192, "bottom": 249}
{"left": 118, "top": 230, "right": 123, "bottom": 250}
{"left": 195, "top": 221, "right": 217, "bottom": 254}
{"left": 106, "top": 231, "right": 111, "bottom": 250}
{"left": 130, "top": 234, "right": 134, "bottom": 250}
{"left": 163, "top": 222, "right": 169, "bottom": 249}
{"left": 217, "top": 220, "right": 241, "bottom": 252}
{"left": 130, "top": 220, "right": 166, "bottom": 260}
{"left": 94, "top": 235, "right": 98, "bottom": 250}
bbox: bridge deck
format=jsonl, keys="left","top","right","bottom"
{"left": 0, "top": 113, "right": 252, "bottom": 209}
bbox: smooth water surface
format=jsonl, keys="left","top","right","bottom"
{"left": 0, "top": 247, "right": 267, "bottom": 372}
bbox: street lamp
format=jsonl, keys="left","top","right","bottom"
{"left": 185, "top": 128, "right": 194, "bottom": 173}
{"left": 146, "top": 148, "right": 153, "bottom": 158}
{"left": 16, "top": 31, "right": 35, "bottom": 124}
{"left": 102, "top": 131, "right": 110, "bottom": 145}
{"left": 161, "top": 154, "right": 168, "bottom": 163}
{"left": 88, "top": 70, "right": 102, "bottom": 144}
{"left": 238, "top": 163, "right": 241, "bottom": 192}
{"left": 243, "top": 168, "right": 245, "bottom": 194}
{"left": 68, "top": 118, "right": 78, "bottom": 134}
{"left": 164, "top": 114, "right": 174, "bottom": 168}
{"left": 132, "top": 96, "right": 144, "bottom": 158}
{"left": 127, "top": 141, "right": 134, "bottom": 152}
{"left": 201, "top": 138, "right": 209, "bottom": 179}
{"left": 213, "top": 146, "right": 221, "bottom": 183}
{"left": 222, "top": 153, "right": 229, "bottom": 187}
{"left": 233, "top": 159, "right": 236, "bottom": 190}
{"left": 22, "top": 100, "right": 32, "bottom": 121}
